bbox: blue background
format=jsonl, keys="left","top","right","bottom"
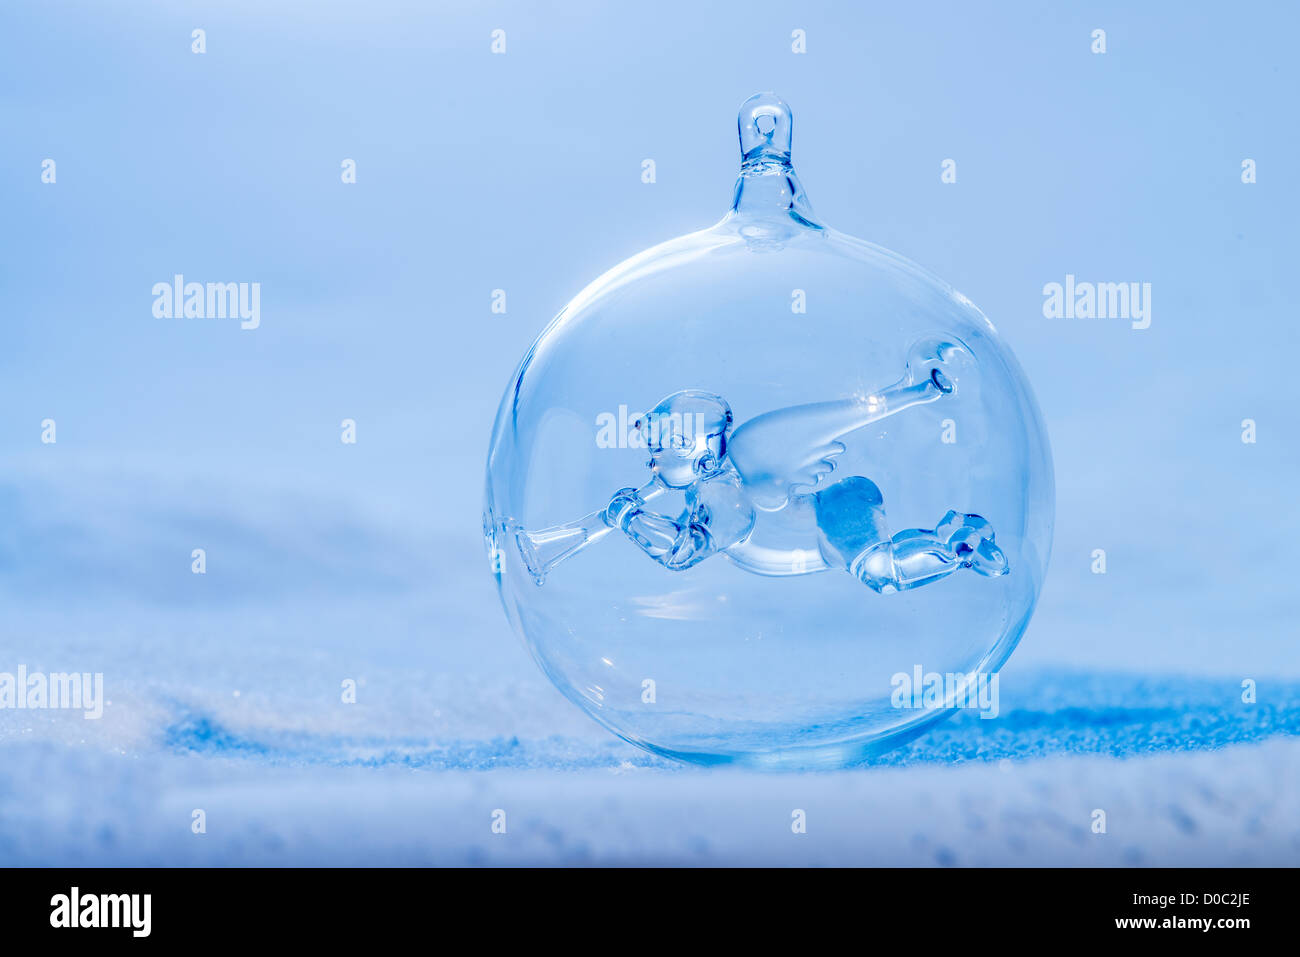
{"left": 1, "top": 1, "right": 1296, "bottom": 864}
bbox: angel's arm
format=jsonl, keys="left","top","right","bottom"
{"left": 609, "top": 472, "right": 754, "bottom": 571}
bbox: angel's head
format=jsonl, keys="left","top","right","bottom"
{"left": 636, "top": 390, "right": 733, "bottom": 489}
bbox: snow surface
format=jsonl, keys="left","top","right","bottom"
{"left": 1, "top": 471, "right": 1296, "bottom": 865}
{"left": 3, "top": 717, "right": 1297, "bottom": 867}
{"left": 3, "top": 605, "right": 1297, "bottom": 863}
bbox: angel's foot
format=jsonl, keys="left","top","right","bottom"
{"left": 966, "top": 537, "right": 1009, "bottom": 577}
{"left": 936, "top": 510, "right": 1009, "bottom": 577}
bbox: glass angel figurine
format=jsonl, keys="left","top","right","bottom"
{"left": 513, "top": 335, "right": 1008, "bottom": 593}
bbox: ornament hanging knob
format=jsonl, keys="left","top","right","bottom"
{"left": 738, "top": 92, "right": 794, "bottom": 167}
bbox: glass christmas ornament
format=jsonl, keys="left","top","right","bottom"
{"left": 484, "top": 93, "right": 1054, "bottom": 768}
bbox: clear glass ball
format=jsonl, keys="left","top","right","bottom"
{"left": 484, "top": 94, "right": 1054, "bottom": 768}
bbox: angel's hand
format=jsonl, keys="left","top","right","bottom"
{"left": 604, "top": 487, "right": 644, "bottom": 529}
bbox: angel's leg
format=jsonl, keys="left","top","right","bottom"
{"left": 813, "top": 477, "right": 1008, "bottom": 594}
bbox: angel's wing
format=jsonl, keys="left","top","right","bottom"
{"left": 724, "top": 397, "right": 879, "bottom": 510}
{"left": 723, "top": 337, "right": 972, "bottom": 511}
{"left": 727, "top": 373, "right": 950, "bottom": 510}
